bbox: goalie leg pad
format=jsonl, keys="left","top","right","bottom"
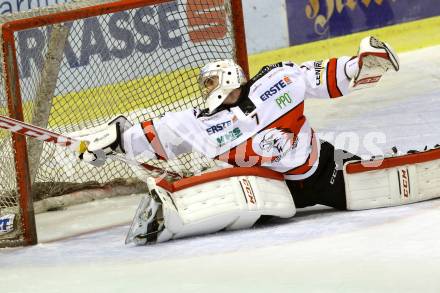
{"left": 343, "top": 157, "right": 440, "bottom": 210}
{"left": 127, "top": 175, "right": 296, "bottom": 244}
{"left": 158, "top": 175, "right": 295, "bottom": 242}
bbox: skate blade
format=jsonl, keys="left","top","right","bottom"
{"left": 125, "top": 195, "right": 153, "bottom": 245}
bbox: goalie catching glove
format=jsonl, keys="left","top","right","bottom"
{"left": 73, "top": 115, "right": 133, "bottom": 167}
{"left": 345, "top": 36, "right": 400, "bottom": 90}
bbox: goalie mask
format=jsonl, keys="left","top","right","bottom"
{"left": 198, "top": 59, "right": 247, "bottom": 113}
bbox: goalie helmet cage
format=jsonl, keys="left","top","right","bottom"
{"left": 0, "top": 0, "right": 248, "bottom": 247}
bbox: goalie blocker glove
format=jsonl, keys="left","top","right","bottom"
{"left": 73, "top": 115, "right": 133, "bottom": 167}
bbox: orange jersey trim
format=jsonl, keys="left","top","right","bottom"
{"left": 141, "top": 121, "right": 167, "bottom": 160}
{"left": 346, "top": 148, "right": 440, "bottom": 174}
{"left": 326, "top": 58, "right": 343, "bottom": 99}
{"left": 284, "top": 131, "right": 319, "bottom": 176}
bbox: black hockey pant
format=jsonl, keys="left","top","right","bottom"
{"left": 286, "top": 141, "right": 360, "bottom": 210}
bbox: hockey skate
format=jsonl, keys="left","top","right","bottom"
{"left": 125, "top": 178, "right": 165, "bottom": 245}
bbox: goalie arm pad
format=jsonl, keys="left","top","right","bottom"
{"left": 122, "top": 114, "right": 196, "bottom": 162}
{"left": 75, "top": 112, "right": 196, "bottom": 166}
{"left": 127, "top": 175, "right": 296, "bottom": 244}
{"left": 299, "top": 56, "right": 353, "bottom": 99}
{"left": 343, "top": 148, "right": 440, "bottom": 210}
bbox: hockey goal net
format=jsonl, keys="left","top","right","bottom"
{"left": 0, "top": 0, "right": 248, "bottom": 247}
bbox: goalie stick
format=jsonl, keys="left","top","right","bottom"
{"left": 0, "top": 114, "right": 182, "bottom": 180}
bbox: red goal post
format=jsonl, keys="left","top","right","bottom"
{"left": 0, "top": 0, "right": 248, "bottom": 247}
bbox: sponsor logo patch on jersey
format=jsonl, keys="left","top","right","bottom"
{"left": 283, "top": 76, "right": 292, "bottom": 85}
{"left": 216, "top": 127, "right": 242, "bottom": 146}
{"left": 0, "top": 214, "right": 15, "bottom": 235}
{"left": 314, "top": 61, "right": 324, "bottom": 86}
{"left": 206, "top": 120, "right": 232, "bottom": 135}
{"left": 275, "top": 93, "right": 293, "bottom": 109}
{"left": 260, "top": 79, "right": 288, "bottom": 101}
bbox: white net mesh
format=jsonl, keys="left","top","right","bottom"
{"left": 0, "top": 0, "right": 242, "bottom": 246}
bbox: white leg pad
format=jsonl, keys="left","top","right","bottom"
{"left": 344, "top": 158, "right": 440, "bottom": 210}
{"left": 155, "top": 176, "right": 295, "bottom": 242}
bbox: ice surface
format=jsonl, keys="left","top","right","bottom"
{"left": 1, "top": 46, "right": 440, "bottom": 293}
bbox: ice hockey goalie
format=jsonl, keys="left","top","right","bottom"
{"left": 75, "top": 36, "right": 440, "bottom": 245}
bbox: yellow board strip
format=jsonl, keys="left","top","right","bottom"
{"left": 248, "top": 15, "right": 440, "bottom": 75}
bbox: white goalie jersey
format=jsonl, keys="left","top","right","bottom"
{"left": 123, "top": 57, "right": 354, "bottom": 180}
{"left": 118, "top": 38, "right": 407, "bottom": 245}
